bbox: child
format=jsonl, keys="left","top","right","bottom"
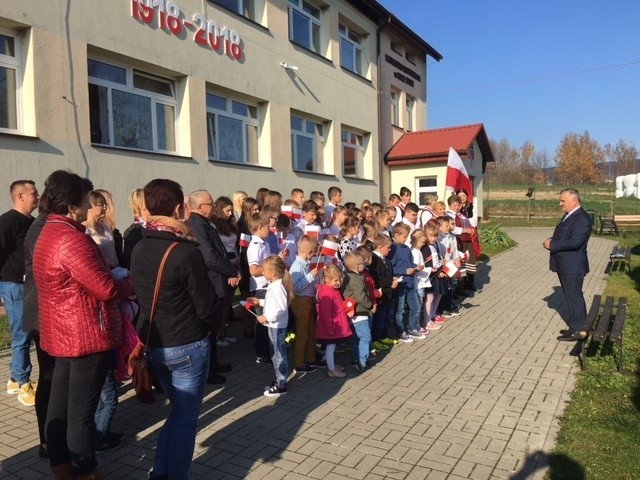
{"left": 291, "top": 188, "right": 305, "bottom": 207}
{"left": 361, "top": 221, "right": 378, "bottom": 251}
{"left": 422, "top": 224, "right": 448, "bottom": 329}
{"left": 388, "top": 223, "right": 421, "bottom": 342}
{"left": 342, "top": 252, "right": 375, "bottom": 372}
{"left": 294, "top": 200, "right": 319, "bottom": 242}
{"left": 374, "top": 209, "right": 391, "bottom": 236}
{"left": 338, "top": 216, "right": 361, "bottom": 259}
{"left": 436, "top": 217, "right": 462, "bottom": 318}
{"left": 370, "top": 234, "right": 399, "bottom": 351}
{"left": 316, "top": 265, "right": 352, "bottom": 378}
{"left": 410, "top": 229, "right": 433, "bottom": 335}
{"left": 355, "top": 246, "right": 382, "bottom": 351}
{"left": 325, "top": 186, "right": 343, "bottom": 226}
{"left": 260, "top": 206, "right": 281, "bottom": 255}
{"left": 401, "top": 202, "right": 420, "bottom": 244}
{"left": 276, "top": 213, "right": 297, "bottom": 268}
{"left": 290, "top": 236, "right": 321, "bottom": 373}
{"left": 249, "top": 256, "right": 292, "bottom": 397}
{"left": 329, "top": 205, "right": 348, "bottom": 237}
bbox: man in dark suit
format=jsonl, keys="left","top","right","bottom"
{"left": 543, "top": 188, "right": 592, "bottom": 341}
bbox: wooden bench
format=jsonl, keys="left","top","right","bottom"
{"left": 578, "top": 295, "right": 627, "bottom": 372}
{"left": 600, "top": 214, "right": 640, "bottom": 236}
{"left": 607, "top": 245, "right": 632, "bottom": 274}
{"left": 598, "top": 214, "right": 618, "bottom": 235}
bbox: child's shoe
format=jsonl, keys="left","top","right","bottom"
{"left": 408, "top": 330, "right": 428, "bottom": 340}
{"left": 380, "top": 337, "right": 399, "bottom": 346}
{"left": 328, "top": 369, "right": 347, "bottom": 378}
{"left": 398, "top": 332, "right": 414, "bottom": 343}
{"left": 285, "top": 332, "right": 296, "bottom": 344}
{"left": 294, "top": 364, "right": 317, "bottom": 373}
{"left": 442, "top": 310, "right": 460, "bottom": 318}
{"left": 434, "top": 315, "right": 447, "bottom": 325}
{"left": 352, "top": 363, "right": 367, "bottom": 373}
{"left": 371, "top": 340, "right": 390, "bottom": 351}
{"left": 264, "top": 383, "right": 287, "bottom": 397}
{"left": 426, "top": 320, "right": 442, "bottom": 331}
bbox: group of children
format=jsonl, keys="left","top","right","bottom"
{"left": 237, "top": 186, "right": 479, "bottom": 398}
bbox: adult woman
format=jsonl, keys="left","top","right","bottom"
{"left": 263, "top": 190, "right": 283, "bottom": 211}
{"left": 237, "top": 197, "right": 261, "bottom": 337}
{"left": 211, "top": 196, "right": 240, "bottom": 346}
{"left": 121, "top": 188, "right": 148, "bottom": 270}
{"left": 231, "top": 190, "right": 247, "bottom": 221}
{"left": 130, "top": 179, "right": 217, "bottom": 480}
{"left": 33, "top": 170, "right": 133, "bottom": 480}
{"left": 457, "top": 188, "right": 474, "bottom": 219}
{"left": 83, "top": 191, "right": 119, "bottom": 268}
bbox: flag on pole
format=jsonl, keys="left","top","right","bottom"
{"left": 442, "top": 262, "right": 458, "bottom": 278}
{"left": 320, "top": 239, "right": 339, "bottom": 257}
{"left": 445, "top": 147, "right": 474, "bottom": 203}
{"left": 239, "top": 233, "right": 252, "bottom": 248}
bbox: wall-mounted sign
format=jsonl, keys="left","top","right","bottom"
{"left": 131, "top": 0, "right": 244, "bottom": 60}
{"left": 384, "top": 54, "right": 421, "bottom": 87}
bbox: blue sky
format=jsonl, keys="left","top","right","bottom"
{"left": 380, "top": 0, "right": 640, "bottom": 159}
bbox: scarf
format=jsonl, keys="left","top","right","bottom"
{"left": 146, "top": 215, "right": 196, "bottom": 241}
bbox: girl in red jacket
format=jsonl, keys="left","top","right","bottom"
{"left": 316, "top": 265, "right": 353, "bottom": 378}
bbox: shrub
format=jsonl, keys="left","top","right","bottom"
{"left": 479, "top": 224, "right": 516, "bottom": 248}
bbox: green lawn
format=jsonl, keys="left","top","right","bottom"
{"left": 548, "top": 232, "right": 640, "bottom": 479}
{"left": 0, "top": 315, "right": 9, "bottom": 350}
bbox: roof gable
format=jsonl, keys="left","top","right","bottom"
{"left": 385, "top": 123, "right": 495, "bottom": 166}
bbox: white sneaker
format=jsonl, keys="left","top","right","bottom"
{"left": 398, "top": 333, "right": 414, "bottom": 343}
{"left": 18, "top": 382, "right": 35, "bottom": 407}
{"left": 7, "top": 379, "right": 19, "bottom": 395}
{"left": 408, "top": 330, "right": 428, "bottom": 340}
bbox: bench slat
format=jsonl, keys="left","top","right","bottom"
{"left": 609, "top": 298, "right": 627, "bottom": 342}
{"left": 584, "top": 295, "right": 601, "bottom": 333}
{"left": 593, "top": 296, "right": 615, "bottom": 342}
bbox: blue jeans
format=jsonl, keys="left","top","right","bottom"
{"left": 371, "top": 300, "right": 392, "bottom": 342}
{"left": 351, "top": 317, "right": 372, "bottom": 366}
{"left": 393, "top": 284, "right": 421, "bottom": 334}
{"left": 94, "top": 368, "right": 118, "bottom": 446}
{"left": 267, "top": 327, "right": 288, "bottom": 388}
{"left": 0, "top": 282, "right": 31, "bottom": 384}
{"left": 147, "top": 338, "right": 210, "bottom": 480}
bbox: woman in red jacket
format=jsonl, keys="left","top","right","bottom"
{"left": 33, "top": 171, "right": 133, "bottom": 480}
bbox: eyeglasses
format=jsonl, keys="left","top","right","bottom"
{"left": 92, "top": 204, "right": 107, "bottom": 209}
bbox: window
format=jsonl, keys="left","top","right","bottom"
{"left": 339, "top": 24, "right": 363, "bottom": 75}
{"left": 288, "top": 0, "right": 321, "bottom": 53}
{"left": 390, "top": 40, "right": 403, "bottom": 55}
{"left": 390, "top": 91, "right": 399, "bottom": 126}
{"left": 416, "top": 177, "right": 438, "bottom": 206}
{"left": 88, "top": 59, "right": 177, "bottom": 153}
{"left": 405, "top": 96, "right": 415, "bottom": 131}
{"left": 214, "top": 0, "right": 255, "bottom": 21}
{"left": 405, "top": 50, "right": 416, "bottom": 64}
{"left": 291, "top": 115, "right": 324, "bottom": 172}
{"left": 341, "top": 129, "right": 365, "bottom": 177}
{"left": 0, "top": 33, "right": 19, "bottom": 132}
{"left": 206, "top": 93, "right": 259, "bottom": 164}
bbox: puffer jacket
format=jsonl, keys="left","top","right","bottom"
{"left": 33, "top": 215, "right": 133, "bottom": 357}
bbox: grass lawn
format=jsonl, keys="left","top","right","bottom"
{"left": 548, "top": 232, "right": 640, "bottom": 479}
{"left": 0, "top": 315, "right": 9, "bottom": 350}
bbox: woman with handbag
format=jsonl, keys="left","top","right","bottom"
{"left": 33, "top": 171, "right": 134, "bottom": 480}
{"left": 130, "top": 179, "right": 218, "bottom": 480}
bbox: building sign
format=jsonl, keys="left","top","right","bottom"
{"left": 131, "top": 0, "right": 244, "bottom": 60}
{"left": 384, "top": 54, "right": 421, "bottom": 87}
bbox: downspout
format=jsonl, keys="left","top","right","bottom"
{"left": 376, "top": 16, "right": 392, "bottom": 204}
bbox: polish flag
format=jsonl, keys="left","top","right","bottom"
{"left": 239, "top": 299, "right": 257, "bottom": 311}
{"left": 445, "top": 147, "right": 474, "bottom": 203}
{"left": 276, "top": 231, "right": 285, "bottom": 244}
{"left": 292, "top": 208, "right": 302, "bottom": 221}
{"left": 320, "top": 239, "right": 339, "bottom": 257}
{"left": 458, "top": 250, "right": 470, "bottom": 262}
{"left": 305, "top": 225, "right": 321, "bottom": 239}
{"left": 343, "top": 297, "right": 357, "bottom": 313}
{"left": 281, "top": 205, "right": 293, "bottom": 217}
{"left": 311, "top": 256, "right": 325, "bottom": 269}
{"left": 239, "top": 233, "right": 252, "bottom": 248}
{"left": 442, "top": 262, "right": 458, "bottom": 278}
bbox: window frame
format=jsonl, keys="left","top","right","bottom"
{"left": 288, "top": 0, "right": 322, "bottom": 53}
{"left": 339, "top": 23, "right": 364, "bottom": 76}
{"left": 291, "top": 115, "right": 324, "bottom": 173}
{"left": 416, "top": 176, "right": 438, "bottom": 207}
{"left": 341, "top": 128, "right": 365, "bottom": 178}
{"left": 212, "top": 0, "right": 255, "bottom": 22}
{"left": 0, "top": 30, "right": 22, "bottom": 134}
{"left": 87, "top": 57, "right": 178, "bottom": 154}
{"left": 390, "top": 90, "right": 399, "bottom": 126}
{"left": 206, "top": 92, "right": 260, "bottom": 165}
{"left": 405, "top": 95, "right": 415, "bottom": 131}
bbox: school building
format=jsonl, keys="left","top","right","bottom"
{"left": 0, "top": 0, "right": 446, "bottom": 224}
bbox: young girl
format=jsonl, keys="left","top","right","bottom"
{"left": 422, "top": 224, "right": 448, "bottom": 330}
{"left": 374, "top": 209, "right": 391, "bottom": 236}
{"left": 361, "top": 221, "right": 378, "bottom": 250}
{"left": 329, "top": 205, "right": 348, "bottom": 237}
{"left": 410, "top": 230, "right": 433, "bottom": 335}
{"left": 249, "top": 256, "right": 292, "bottom": 397}
{"left": 338, "top": 216, "right": 361, "bottom": 259}
{"left": 316, "top": 265, "right": 353, "bottom": 378}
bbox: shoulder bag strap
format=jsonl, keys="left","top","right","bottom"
{"left": 145, "top": 241, "right": 180, "bottom": 346}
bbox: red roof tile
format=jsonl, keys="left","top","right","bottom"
{"left": 385, "top": 123, "right": 494, "bottom": 166}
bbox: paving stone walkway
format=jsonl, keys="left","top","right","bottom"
{"left": 0, "top": 228, "right": 616, "bottom": 480}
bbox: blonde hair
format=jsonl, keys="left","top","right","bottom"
{"left": 424, "top": 224, "right": 439, "bottom": 237}
{"left": 95, "top": 188, "right": 117, "bottom": 229}
{"left": 232, "top": 191, "right": 247, "bottom": 216}
{"left": 324, "top": 264, "right": 343, "bottom": 281}
{"left": 263, "top": 256, "right": 293, "bottom": 301}
{"left": 410, "top": 229, "right": 427, "bottom": 248}
{"left": 128, "top": 188, "right": 145, "bottom": 218}
{"left": 343, "top": 251, "right": 363, "bottom": 271}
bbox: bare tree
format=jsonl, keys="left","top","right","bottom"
{"left": 604, "top": 140, "right": 639, "bottom": 177}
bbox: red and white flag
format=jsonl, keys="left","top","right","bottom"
{"left": 320, "top": 239, "right": 339, "bottom": 257}
{"left": 442, "top": 261, "right": 458, "bottom": 278}
{"left": 239, "top": 233, "right": 252, "bottom": 248}
{"left": 445, "top": 147, "right": 474, "bottom": 203}
{"left": 305, "top": 225, "right": 321, "bottom": 239}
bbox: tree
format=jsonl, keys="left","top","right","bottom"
{"left": 604, "top": 140, "right": 639, "bottom": 177}
{"left": 555, "top": 131, "right": 604, "bottom": 184}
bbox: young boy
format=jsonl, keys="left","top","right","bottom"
{"left": 260, "top": 206, "right": 280, "bottom": 255}
{"left": 294, "top": 200, "right": 319, "bottom": 243}
{"left": 325, "top": 186, "right": 343, "bottom": 227}
{"left": 370, "top": 234, "right": 399, "bottom": 350}
{"left": 247, "top": 213, "right": 273, "bottom": 364}
{"left": 401, "top": 202, "right": 421, "bottom": 244}
{"left": 436, "top": 216, "right": 461, "bottom": 318}
{"left": 290, "top": 236, "right": 321, "bottom": 373}
{"left": 291, "top": 188, "right": 305, "bottom": 207}
{"left": 342, "top": 252, "right": 375, "bottom": 372}
{"left": 388, "top": 223, "right": 422, "bottom": 342}
{"left": 355, "top": 246, "right": 383, "bottom": 352}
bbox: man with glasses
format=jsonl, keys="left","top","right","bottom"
{"left": 186, "top": 190, "right": 240, "bottom": 383}
{"left": 1, "top": 180, "right": 39, "bottom": 406}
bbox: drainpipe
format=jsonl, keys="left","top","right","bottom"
{"left": 376, "top": 16, "right": 392, "bottom": 204}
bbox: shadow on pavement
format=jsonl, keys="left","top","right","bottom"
{"left": 509, "top": 449, "right": 586, "bottom": 480}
